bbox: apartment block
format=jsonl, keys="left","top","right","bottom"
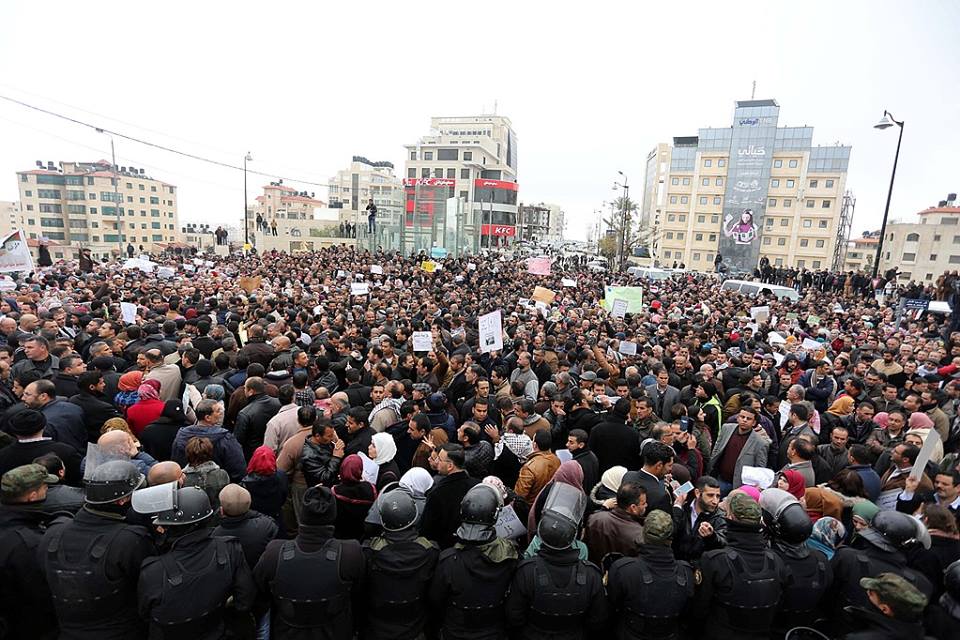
{"left": 878, "top": 199, "right": 960, "bottom": 283}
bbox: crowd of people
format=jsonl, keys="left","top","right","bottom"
{"left": 0, "top": 243, "right": 959, "bottom": 639}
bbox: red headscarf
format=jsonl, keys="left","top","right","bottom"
{"left": 780, "top": 469, "right": 806, "bottom": 500}
{"left": 247, "top": 446, "right": 277, "bottom": 476}
{"left": 339, "top": 453, "right": 364, "bottom": 482}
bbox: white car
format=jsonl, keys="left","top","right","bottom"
{"left": 586, "top": 260, "right": 608, "bottom": 272}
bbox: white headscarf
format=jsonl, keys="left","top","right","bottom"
{"left": 371, "top": 432, "right": 398, "bottom": 465}
{"left": 399, "top": 467, "right": 434, "bottom": 497}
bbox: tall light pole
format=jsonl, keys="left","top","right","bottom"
{"left": 614, "top": 171, "right": 629, "bottom": 271}
{"left": 243, "top": 152, "right": 252, "bottom": 249}
{"left": 872, "top": 111, "right": 904, "bottom": 279}
{"left": 96, "top": 128, "right": 124, "bottom": 258}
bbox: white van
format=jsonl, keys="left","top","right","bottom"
{"left": 628, "top": 267, "right": 674, "bottom": 281}
{"left": 720, "top": 279, "right": 800, "bottom": 301}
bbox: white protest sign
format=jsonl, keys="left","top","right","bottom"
{"left": 412, "top": 331, "right": 433, "bottom": 352}
{"left": 750, "top": 305, "right": 770, "bottom": 324}
{"left": 618, "top": 340, "right": 638, "bottom": 356}
{"left": 370, "top": 265, "right": 383, "bottom": 275}
{"left": 909, "top": 431, "right": 941, "bottom": 481}
{"left": 192, "top": 258, "right": 204, "bottom": 266}
{"left": 157, "top": 267, "right": 175, "bottom": 279}
{"left": 611, "top": 298, "right": 629, "bottom": 319}
{"left": 494, "top": 504, "right": 527, "bottom": 539}
{"left": 350, "top": 282, "right": 370, "bottom": 296}
{"left": 120, "top": 302, "right": 138, "bottom": 324}
{"left": 478, "top": 310, "right": 503, "bottom": 354}
{"left": 768, "top": 332, "right": 786, "bottom": 345}
{"left": 772, "top": 352, "right": 784, "bottom": 366}
{"left": 801, "top": 338, "right": 822, "bottom": 351}
{"left": 467, "top": 263, "right": 477, "bottom": 271}
{"left": 535, "top": 301, "right": 550, "bottom": 318}
{"left": 561, "top": 278, "right": 577, "bottom": 287}
{"left": 701, "top": 302, "right": 710, "bottom": 316}
{"left": 336, "top": 270, "right": 347, "bottom": 278}
{"left": 0, "top": 278, "right": 16, "bottom": 291}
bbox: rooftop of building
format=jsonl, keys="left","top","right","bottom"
{"left": 18, "top": 160, "right": 174, "bottom": 187}
{"left": 918, "top": 205, "right": 960, "bottom": 215}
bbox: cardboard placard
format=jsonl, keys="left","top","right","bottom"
{"left": 532, "top": 286, "right": 556, "bottom": 304}
{"left": 412, "top": 331, "right": 433, "bottom": 352}
{"left": 749, "top": 305, "right": 770, "bottom": 324}
{"left": 238, "top": 276, "right": 261, "bottom": 294}
{"left": 420, "top": 261, "right": 436, "bottom": 273}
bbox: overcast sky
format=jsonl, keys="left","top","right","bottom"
{"left": 1, "top": 1, "right": 957, "bottom": 241}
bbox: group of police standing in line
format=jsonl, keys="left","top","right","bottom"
{"left": 1, "top": 451, "right": 958, "bottom": 639}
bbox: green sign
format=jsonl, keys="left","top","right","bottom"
{"left": 602, "top": 286, "right": 644, "bottom": 314}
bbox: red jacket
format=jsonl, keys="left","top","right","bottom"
{"left": 126, "top": 398, "right": 165, "bottom": 435}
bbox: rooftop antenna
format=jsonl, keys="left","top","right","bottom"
{"left": 751, "top": 80, "right": 756, "bottom": 100}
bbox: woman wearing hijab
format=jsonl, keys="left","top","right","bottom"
{"left": 125, "top": 380, "right": 163, "bottom": 435}
{"left": 242, "top": 445, "right": 289, "bottom": 533}
{"left": 907, "top": 412, "right": 944, "bottom": 463}
{"left": 776, "top": 469, "right": 807, "bottom": 504}
{"left": 332, "top": 454, "right": 377, "bottom": 540}
{"left": 138, "top": 398, "right": 188, "bottom": 462}
{"left": 820, "top": 396, "right": 855, "bottom": 435}
{"left": 589, "top": 466, "right": 627, "bottom": 513}
{"left": 367, "top": 432, "right": 400, "bottom": 491}
{"left": 526, "top": 460, "right": 584, "bottom": 542}
{"left": 364, "top": 467, "right": 434, "bottom": 535}
{"left": 806, "top": 516, "right": 846, "bottom": 560}
{"left": 114, "top": 370, "right": 144, "bottom": 414}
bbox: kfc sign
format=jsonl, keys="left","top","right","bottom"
{"left": 473, "top": 178, "right": 519, "bottom": 191}
{"left": 482, "top": 224, "right": 516, "bottom": 237}
{"left": 403, "top": 178, "right": 456, "bottom": 187}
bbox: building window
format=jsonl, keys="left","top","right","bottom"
{"left": 766, "top": 217, "right": 774, "bottom": 226}
{"left": 775, "top": 258, "right": 783, "bottom": 266}
{"left": 693, "top": 252, "right": 701, "bottom": 261}
{"left": 825, "top": 179, "right": 834, "bottom": 188}
{"left": 950, "top": 256, "right": 960, "bottom": 264}
{"left": 821, "top": 200, "right": 830, "bottom": 208}
{"left": 797, "top": 260, "right": 805, "bottom": 268}
{"left": 763, "top": 237, "right": 771, "bottom": 245}
{"left": 906, "top": 233, "right": 920, "bottom": 241}
{"left": 39, "top": 204, "right": 62, "bottom": 213}
{"left": 463, "top": 152, "right": 472, "bottom": 161}
{"left": 709, "top": 234, "right": 717, "bottom": 241}
{"left": 715, "top": 178, "right": 723, "bottom": 186}
{"left": 407, "top": 168, "right": 416, "bottom": 178}
{"left": 699, "top": 197, "right": 708, "bottom": 205}
{"left": 784, "top": 199, "right": 792, "bottom": 207}
{"left": 713, "top": 197, "right": 721, "bottom": 205}
{"left": 409, "top": 151, "right": 416, "bottom": 160}
{"left": 704, "top": 159, "right": 712, "bottom": 167}
{"left": 677, "top": 232, "right": 685, "bottom": 239}
{"left": 421, "top": 168, "right": 429, "bottom": 178}
{"left": 139, "top": 197, "right": 145, "bottom": 203}
{"left": 446, "top": 169, "right": 455, "bottom": 179}
{"left": 819, "top": 220, "right": 828, "bottom": 228}
{"left": 695, "top": 233, "right": 703, "bottom": 241}
{"left": 800, "top": 239, "right": 809, "bottom": 247}
{"left": 934, "top": 234, "right": 941, "bottom": 241}
{"left": 37, "top": 189, "right": 61, "bottom": 199}
{"left": 702, "top": 177, "right": 709, "bottom": 186}
{"left": 20, "top": 174, "right": 27, "bottom": 182}
{"left": 926, "top": 273, "right": 934, "bottom": 280}
{"left": 679, "top": 215, "right": 686, "bottom": 222}
{"left": 810, "top": 179, "right": 818, "bottom": 188}
{"left": 816, "top": 239, "right": 825, "bottom": 248}
{"left": 806, "top": 199, "right": 815, "bottom": 208}
{"left": 774, "top": 160, "right": 782, "bottom": 168}
{"left": 423, "top": 151, "right": 433, "bottom": 161}
{"left": 768, "top": 198, "right": 777, "bottom": 207}
{"left": 711, "top": 215, "right": 719, "bottom": 223}
{"left": 460, "top": 168, "right": 469, "bottom": 179}
{"left": 24, "top": 190, "right": 32, "bottom": 197}
{"left": 459, "top": 190, "right": 468, "bottom": 200}
{"left": 670, "top": 196, "right": 677, "bottom": 204}
{"left": 771, "top": 179, "right": 780, "bottom": 188}
{"left": 698, "top": 215, "right": 705, "bottom": 223}
{"left": 671, "top": 177, "right": 679, "bottom": 185}
{"left": 789, "top": 159, "right": 798, "bottom": 168}
{"left": 89, "top": 208, "right": 96, "bottom": 214}
{"left": 786, "top": 180, "right": 795, "bottom": 188}
{"left": 664, "top": 250, "right": 671, "bottom": 258}
{"left": 943, "top": 218, "right": 959, "bottom": 225}
{"left": 40, "top": 217, "right": 65, "bottom": 227}
{"left": 931, "top": 254, "right": 938, "bottom": 261}
{"left": 682, "top": 178, "right": 690, "bottom": 186}
{"left": 812, "top": 260, "right": 820, "bottom": 268}
{"left": 803, "top": 219, "right": 812, "bottom": 228}
{"left": 668, "top": 214, "right": 676, "bottom": 222}
{"left": 437, "top": 149, "right": 458, "bottom": 161}
{"left": 781, "top": 218, "right": 788, "bottom": 226}
{"left": 903, "top": 253, "right": 916, "bottom": 261}
{"left": 666, "top": 232, "right": 674, "bottom": 239}
{"left": 718, "top": 159, "right": 726, "bottom": 167}
{"left": 680, "top": 196, "right": 688, "bottom": 204}
{"left": 778, "top": 237, "right": 786, "bottom": 246}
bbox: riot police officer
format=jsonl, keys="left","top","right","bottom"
{"left": 505, "top": 482, "right": 608, "bottom": 639}
{"left": 428, "top": 483, "right": 519, "bottom": 639}
{"left": 760, "top": 488, "right": 833, "bottom": 636}
{"left": 39, "top": 459, "right": 155, "bottom": 640}
{"left": 607, "top": 509, "right": 694, "bottom": 640}
{"left": 362, "top": 488, "right": 440, "bottom": 639}
{"left": 136, "top": 484, "right": 256, "bottom": 640}
{"left": 829, "top": 509, "right": 934, "bottom": 631}
{"left": 0, "top": 464, "right": 61, "bottom": 639}
{"left": 253, "top": 485, "right": 365, "bottom": 640}
{"left": 691, "top": 491, "right": 790, "bottom": 640}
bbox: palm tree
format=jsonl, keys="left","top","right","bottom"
{"left": 603, "top": 196, "right": 641, "bottom": 270}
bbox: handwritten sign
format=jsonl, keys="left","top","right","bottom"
{"left": 412, "top": 331, "right": 433, "bottom": 352}
{"left": 350, "top": 282, "right": 370, "bottom": 296}
{"left": 611, "top": 299, "right": 629, "bottom": 319}
{"left": 478, "top": 310, "right": 503, "bottom": 354}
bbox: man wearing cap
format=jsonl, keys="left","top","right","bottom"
{"left": 843, "top": 573, "right": 929, "bottom": 639}
{"left": 691, "top": 491, "right": 789, "bottom": 639}
{"left": 607, "top": 509, "right": 695, "bottom": 640}
{"left": 0, "top": 408, "right": 82, "bottom": 485}
{"left": 253, "top": 486, "right": 366, "bottom": 640}
{"left": 39, "top": 459, "right": 155, "bottom": 640}
{"left": 0, "top": 464, "right": 60, "bottom": 639}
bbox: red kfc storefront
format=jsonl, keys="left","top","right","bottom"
{"left": 473, "top": 178, "right": 518, "bottom": 248}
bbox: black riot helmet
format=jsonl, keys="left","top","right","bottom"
{"left": 537, "top": 482, "right": 587, "bottom": 551}
{"left": 84, "top": 460, "right": 145, "bottom": 505}
{"left": 944, "top": 559, "right": 960, "bottom": 602}
{"left": 457, "top": 484, "right": 502, "bottom": 544}
{"left": 379, "top": 488, "right": 418, "bottom": 532}
{"left": 153, "top": 486, "right": 214, "bottom": 526}
{"left": 760, "top": 488, "right": 812, "bottom": 545}
{"left": 861, "top": 510, "right": 931, "bottom": 553}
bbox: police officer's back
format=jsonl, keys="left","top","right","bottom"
{"left": 0, "top": 464, "right": 61, "bottom": 640}
{"left": 607, "top": 510, "right": 694, "bottom": 640}
{"left": 39, "top": 459, "right": 155, "bottom": 640}
{"left": 760, "top": 488, "right": 833, "bottom": 635}
{"left": 505, "top": 482, "right": 607, "bottom": 639}
{"left": 429, "top": 484, "right": 519, "bottom": 639}
{"left": 253, "top": 485, "right": 364, "bottom": 640}
{"left": 362, "top": 488, "right": 439, "bottom": 640}
{"left": 691, "top": 491, "right": 789, "bottom": 640}
{"left": 135, "top": 484, "right": 256, "bottom": 640}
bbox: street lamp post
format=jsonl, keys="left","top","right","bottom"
{"left": 872, "top": 111, "right": 904, "bottom": 279}
{"left": 614, "top": 171, "right": 629, "bottom": 271}
{"left": 243, "top": 152, "right": 252, "bottom": 250}
{"left": 96, "top": 128, "right": 124, "bottom": 258}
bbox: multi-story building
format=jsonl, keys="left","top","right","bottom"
{"left": 518, "top": 202, "right": 565, "bottom": 244}
{"left": 877, "top": 196, "right": 960, "bottom": 283}
{"left": 0, "top": 201, "right": 24, "bottom": 237}
{"left": 843, "top": 232, "right": 879, "bottom": 274}
{"left": 250, "top": 181, "right": 325, "bottom": 226}
{"left": 639, "top": 99, "right": 852, "bottom": 273}
{"left": 403, "top": 115, "right": 519, "bottom": 253}
{"left": 16, "top": 160, "right": 179, "bottom": 259}
{"left": 328, "top": 156, "right": 403, "bottom": 239}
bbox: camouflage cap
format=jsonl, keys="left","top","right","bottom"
{"left": 728, "top": 491, "right": 761, "bottom": 524}
{"left": 860, "top": 573, "right": 928, "bottom": 618}
{"left": 643, "top": 509, "right": 674, "bottom": 545}
{"left": 1, "top": 464, "right": 58, "bottom": 499}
